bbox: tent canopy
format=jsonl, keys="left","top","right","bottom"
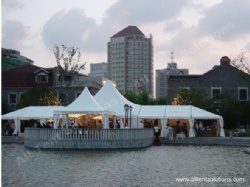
{"left": 138, "top": 105, "right": 166, "bottom": 119}
{"left": 1, "top": 106, "right": 64, "bottom": 120}
{"left": 53, "top": 87, "right": 110, "bottom": 115}
{"left": 137, "top": 105, "right": 221, "bottom": 120}
{"left": 94, "top": 80, "right": 141, "bottom": 117}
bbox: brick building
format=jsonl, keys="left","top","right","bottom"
{"left": 167, "top": 56, "right": 250, "bottom": 103}
{"left": 2, "top": 64, "right": 103, "bottom": 111}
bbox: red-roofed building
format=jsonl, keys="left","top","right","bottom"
{"left": 2, "top": 64, "right": 104, "bottom": 112}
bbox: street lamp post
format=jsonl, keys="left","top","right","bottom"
{"left": 129, "top": 105, "right": 133, "bottom": 128}
{"left": 124, "top": 104, "right": 129, "bottom": 127}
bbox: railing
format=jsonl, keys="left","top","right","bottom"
{"left": 24, "top": 128, "right": 154, "bottom": 149}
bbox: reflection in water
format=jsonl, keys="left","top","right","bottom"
{"left": 2, "top": 144, "right": 250, "bottom": 187}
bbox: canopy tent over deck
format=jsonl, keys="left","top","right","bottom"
{"left": 53, "top": 87, "right": 114, "bottom": 128}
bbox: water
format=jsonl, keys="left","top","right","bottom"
{"left": 2, "top": 144, "right": 250, "bottom": 187}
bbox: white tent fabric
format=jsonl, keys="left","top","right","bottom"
{"left": 1, "top": 106, "right": 64, "bottom": 120}
{"left": 53, "top": 87, "right": 109, "bottom": 115}
{"left": 94, "top": 80, "right": 224, "bottom": 136}
{"left": 94, "top": 80, "right": 141, "bottom": 117}
{"left": 53, "top": 87, "right": 112, "bottom": 128}
{"left": 138, "top": 105, "right": 166, "bottom": 119}
{"left": 2, "top": 107, "right": 29, "bottom": 120}
{"left": 1, "top": 106, "right": 64, "bottom": 136}
{"left": 18, "top": 106, "right": 64, "bottom": 119}
{"left": 1, "top": 80, "right": 225, "bottom": 136}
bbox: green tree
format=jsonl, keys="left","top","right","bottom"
{"left": 53, "top": 44, "right": 86, "bottom": 105}
{"left": 19, "top": 86, "right": 61, "bottom": 107}
{"left": 231, "top": 50, "right": 250, "bottom": 75}
{"left": 172, "top": 88, "right": 207, "bottom": 107}
{"left": 155, "top": 96, "right": 167, "bottom": 105}
{"left": 123, "top": 91, "right": 159, "bottom": 105}
{"left": 2, "top": 103, "right": 9, "bottom": 115}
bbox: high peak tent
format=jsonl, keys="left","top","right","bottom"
{"left": 53, "top": 87, "right": 109, "bottom": 115}
{"left": 53, "top": 87, "right": 113, "bottom": 128}
{"left": 94, "top": 80, "right": 141, "bottom": 117}
{"left": 94, "top": 80, "right": 225, "bottom": 136}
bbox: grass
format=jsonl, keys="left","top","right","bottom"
{"left": 224, "top": 128, "right": 250, "bottom": 137}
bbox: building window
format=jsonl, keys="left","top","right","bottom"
{"left": 180, "top": 87, "right": 190, "bottom": 90}
{"left": 9, "top": 93, "right": 17, "bottom": 104}
{"left": 238, "top": 87, "right": 248, "bottom": 101}
{"left": 211, "top": 87, "right": 221, "bottom": 98}
{"left": 36, "top": 73, "right": 48, "bottom": 83}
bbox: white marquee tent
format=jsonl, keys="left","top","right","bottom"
{"left": 53, "top": 87, "right": 113, "bottom": 128}
{"left": 1, "top": 106, "right": 64, "bottom": 134}
{"left": 94, "top": 80, "right": 225, "bottom": 137}
{"left": 94, "top": 80, "right": 141, "bottom": 117}
{"left": 1, "top": 80, "right": 225, "bottom": 137}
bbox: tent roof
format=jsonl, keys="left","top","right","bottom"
{"left": 54, "top": 87, "right": 108, "bottom": 114}
{"left": 138, "top": 105, "right": 166, "bottom": 119}
{"left": 94, "top": 80, "right": 141, "bottom": 117}
{"left": 95, "top": 80, "right": 222, "bottom": 120}
{"left": 1, "top": 106, "right": 64, "bottom": 120}
{"left": 2, "top": 107, "right": 29, "bottom": 120}
{"left": 137, "top": 105, "right": 221, "bottom": 119}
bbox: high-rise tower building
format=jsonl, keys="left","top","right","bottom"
{"left": 88, "top": 62, "right": 108, "bottom": 78}
{"left": 107, "top": 26, "right": 153, "bottom": 96}
{"left": 155, "top": 50, "right": 189, "bottom": 98}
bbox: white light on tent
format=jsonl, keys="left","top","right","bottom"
{"left": 68, "top": 114, "right": 85, "bottom": 118}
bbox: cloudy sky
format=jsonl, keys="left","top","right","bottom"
{"left": 2, "top": 0, "right": 250, "bottom": 75}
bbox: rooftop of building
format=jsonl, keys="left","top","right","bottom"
{"left": 111, "top": 26, "right": 145, "bottom": 38}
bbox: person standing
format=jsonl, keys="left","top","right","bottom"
{"left": 168, "top": 125, "right": 174, "bottom": 141}
{"left": 164, "top": 124, "right": 170, "bottom": 139}
{"left": 199, "top": 121, "right": 204, "bottom": 136}
{"left": 214, "top": 121, "right": 220, "bottom": 136}
{"left": 195, "top": 121, "right": 199, "bottom": 136}
{"left": 138, "top": 121, "right": 144, "bottom": 128}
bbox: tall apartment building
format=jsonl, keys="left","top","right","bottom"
{"left": 2, "top": 48, "right": 34, "bottom": 69}
{"left": 88, "top": 62, "right": 108, "bottom": 78}
{"left": 156, "top": 51, "right": 189, "bottom": 98}
{"left": 107, "top": 26, "right": 153, "bottom": 96}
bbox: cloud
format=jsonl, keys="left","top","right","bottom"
{"left": 83, "top": 0, "right": 189, "bottom": 52}
{"left": 106, "top": 0, "right": 188, "bottom": 25}
{"left": 197, "top": 0, "right": 250, "bottom": 41}
{"left": 41, "top": 8, "right": 97, "bottom": 50}
{"left": 2, "top": 20, "right": 29, "bottom": 49}
{"left": 164, "top": 20, "right": 185, "bottom": 33}
{"left": 1, "top": 0, "right": 24, "bottom": 10}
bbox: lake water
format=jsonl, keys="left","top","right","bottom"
{"left": 2, "top": 144, "right": 250, "bottom": 187}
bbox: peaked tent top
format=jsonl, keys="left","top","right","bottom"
{"left": 94, "top": 80, "right": 141, "bottom": 117}
{"left": 54, "top": 87, "right": 108, "bottom": 114}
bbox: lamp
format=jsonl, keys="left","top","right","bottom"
{"left": 129, "top": 105, "right": 133, "bottom": 128}
{"left": 124, "top": 104, "right": 129, "bottom": 127}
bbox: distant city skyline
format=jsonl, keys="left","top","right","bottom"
{"left": 2, "top": 0, "right": 250, "bottom": 75}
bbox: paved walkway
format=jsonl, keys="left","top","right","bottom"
{"left": 2, "top": 136, "right": 24, "bottom": 144}
{"left": 160, "top": 137, "right": 250, "bottom": 147}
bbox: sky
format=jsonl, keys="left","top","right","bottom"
{"left": 2, "top": 0, "right": 250, "bottom": 75}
